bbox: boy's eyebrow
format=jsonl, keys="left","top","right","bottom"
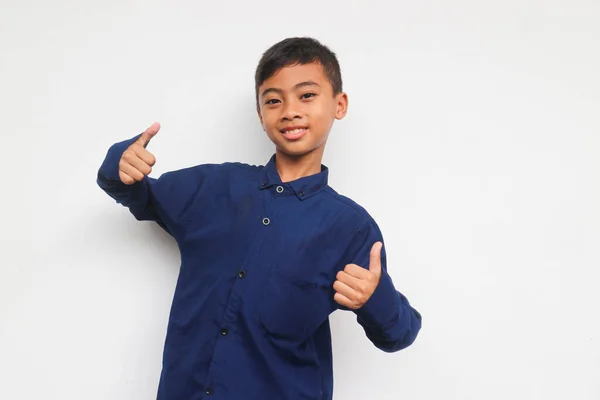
{"left": 261, "top": 81, "right": 321, "bottom": 98}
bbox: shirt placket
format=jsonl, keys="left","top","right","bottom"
{"left": 200, "top": 183, "right": 283, "bottom": 399}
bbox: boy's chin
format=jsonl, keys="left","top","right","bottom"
{"left": 275, "top": 145, "right": 315, "bottom": 158}
{"left": 276, "top": 144, "right": 327, "bottom": 160}
{"left": 276, "top": 148, "right": 305, "bottom": 158}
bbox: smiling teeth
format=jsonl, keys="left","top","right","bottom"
{"left": 284, "top": 128, "right": 306, "bottom": 135}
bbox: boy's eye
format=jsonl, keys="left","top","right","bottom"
{"left": 301, "top": 93, "right": 316, "bottom": 99}
{"left": 265, "top": 99, "right": 280, "bottom": 105}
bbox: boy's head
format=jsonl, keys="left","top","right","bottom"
{"left": 255, "top": 37, "right": 348, "bottom": 159}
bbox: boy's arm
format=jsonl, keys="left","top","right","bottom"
{"left": 96, "top": 131, "right": 170, "bottom": 233}
{"left": 96, "top": 123, "right": 202, "bottom": 238}
{"left": 334, "top": 219, "right": 422, "bottom": 353}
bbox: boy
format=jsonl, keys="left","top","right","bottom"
{"left": 97, "top": 37, "right": 421, "bottom": 400}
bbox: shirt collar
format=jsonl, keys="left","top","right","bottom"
{"left": 258, "top": 154, "right": 329, "bottom": 200}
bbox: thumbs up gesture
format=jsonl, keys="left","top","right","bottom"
{"left": 119, "top": 122, "right": 160, "bottom": 185}
{"left": 333, "top": 242, "right": 383, "bottom": 310}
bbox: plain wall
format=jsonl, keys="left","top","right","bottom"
{"left": 1, "top": 1, "right": 599, "bottom": 399}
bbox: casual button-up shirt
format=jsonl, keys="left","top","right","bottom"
{"left": 97, "top": 135, "right": 422, "bottom": 400}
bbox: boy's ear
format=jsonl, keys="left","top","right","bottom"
{"left": 335, "top": 92, "right": 349, "bottom": 120}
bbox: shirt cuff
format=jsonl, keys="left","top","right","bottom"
{"left": 98, "top": 134, "right": 142, "bottom": 181}
{"left": 355, "top": 271, "right": 401, "bottom": 328}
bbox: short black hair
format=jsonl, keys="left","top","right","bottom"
{"left": 255, "top": 37, "right": 343, "bottom": 109}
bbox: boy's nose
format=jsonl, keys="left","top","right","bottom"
{"left": 281, "top": 103, "right": 303, "bottom": 121}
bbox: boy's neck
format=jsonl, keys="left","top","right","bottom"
{"left": 275, "top": 147, "right": 324, "bottom": 183}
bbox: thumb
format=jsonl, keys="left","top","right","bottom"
{"left": 369, "top": 241, "right": 383, "bottom": 276}
{"left": 138, "top": 122, "right": 161, "bottom": 148}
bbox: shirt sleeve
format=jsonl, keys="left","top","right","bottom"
{"left": 96, "top": 134, "right": 209, "bottom": 239}
{"left": 345, "top": 218, "right": 422, "bottom": 353}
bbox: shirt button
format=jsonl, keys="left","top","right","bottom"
{"left": 205, "top": 388, "right": 213, "bottom": 395}
{"left": 238, "top": 270, "right": 246, "bottom": 279}
{"left": 299, "top": 191, "right": 305, "bottom": 197}
{"left": 262, "top": 217, "right": 270, "bottom": 226}
{"left": 261, "top": 181, "right": 267, "bottom": 187}
{"left": 276, "top": 185, "right": 284, "bottom": 193}
{"left": 221, "top": 328, "right": 229, "bottom": 336}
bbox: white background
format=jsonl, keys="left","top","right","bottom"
{"left": 1, "top": 1, "right": 599, "bottom": 399}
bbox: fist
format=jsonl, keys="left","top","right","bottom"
{"left": 119, "top": 122, "right": 160, "bottom": 185}
{"left": 333, "top": 242, "right": 383, "bottom": 310}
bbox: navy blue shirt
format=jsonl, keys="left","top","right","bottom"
{"left": 97, "top": 135, "right": 422, "bottom": 400}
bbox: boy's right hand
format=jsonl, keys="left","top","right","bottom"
{"left": 119, "top": 122, "right": 160, "bottom": 185}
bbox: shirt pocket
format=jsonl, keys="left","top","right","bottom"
{"left": 254, "top": 265, "right": 334, "bottom": 342}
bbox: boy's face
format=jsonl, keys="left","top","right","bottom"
{"left": 257, "top": 62, "right": 348, "bottom": 158}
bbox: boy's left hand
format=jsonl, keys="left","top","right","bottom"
{"left": 333, "top": 242, "right": 383, "bottom": 310}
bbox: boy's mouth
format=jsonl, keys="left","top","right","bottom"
{"left": 280, "top": 126, "right": 308, "bottom": 140}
